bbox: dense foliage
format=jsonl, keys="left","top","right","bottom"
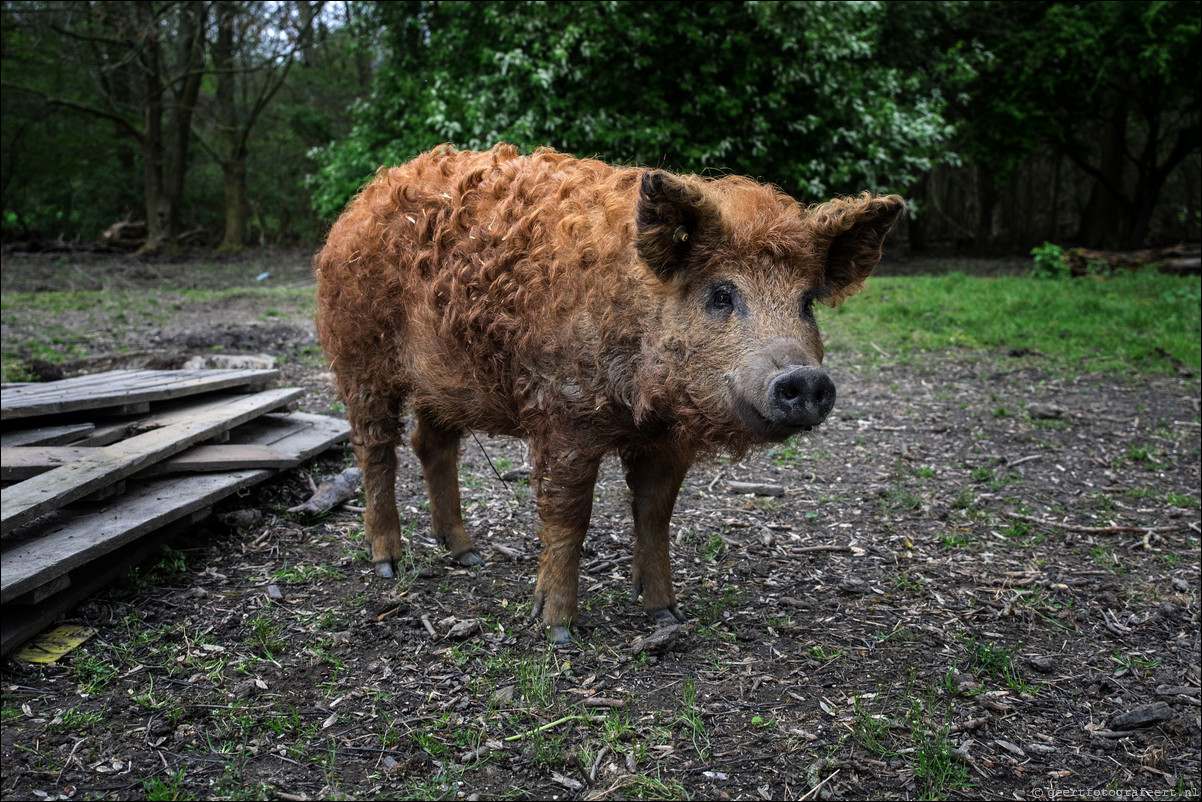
{"left": 309, "top": 1, "right": 955, "bottom": 218}
{"left": 2, "top": 0, "right": 1198, "bottom": 250}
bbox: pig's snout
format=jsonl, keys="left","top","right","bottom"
{"left": 767, "top": 366, "right": 836, "bottom": 431}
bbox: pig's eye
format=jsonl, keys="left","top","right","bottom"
{"left": 706, "top": 282, "right": 739, "bottom": 317}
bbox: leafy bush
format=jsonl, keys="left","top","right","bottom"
{"left": 1030, "top": 242, "right": 1069, "bottom": 279}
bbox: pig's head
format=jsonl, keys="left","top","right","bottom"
{"left": 634, "top": 170, "right": 905, "bottom": 448}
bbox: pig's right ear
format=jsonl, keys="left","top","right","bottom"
{"left": 635, "top": 170, "right": 714, "bottom": 282}
{"left": 809, "top": 193, "right": 906, "bottom": 306}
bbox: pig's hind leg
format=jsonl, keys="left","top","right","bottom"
{"left": 411, "top": 413, "right": 483, "bottom": 566}
{"left": 621, "top": 445, "right": 695, "bottom": 627}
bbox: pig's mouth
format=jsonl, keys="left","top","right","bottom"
{"left": 733, "top": 395, "right": 815, "bottom": 441}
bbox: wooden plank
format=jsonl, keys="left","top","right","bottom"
{"left": 0, "top": 423, "right": 96, "bottom": 448}
{"left": 2, "top": 444, "right": 297, "bottom": 481}
{"left": 142, "top": 444, "right": 296, "bottom": 475}
{"left": 1, "top": 411, "right": 349, "bottom": 604}
{"left": 0, "top": 368, "right": 279, "bottom": 421}
{"left": 2, "top": 525, "right": 183, "bottom": 657}
{"left": 0, "top": 387, "right": 302, "bottom": 533}
{"left": 2, "top": 470, "right": 268, "bottom": 604}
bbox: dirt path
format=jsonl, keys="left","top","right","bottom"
{"left": 2, "top": 253, "right": 1199, "bottom": 800}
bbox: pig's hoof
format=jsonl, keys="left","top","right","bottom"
{"left": 454, "top": 549, "right": 483, "bottom": 567}
{"left": 547, "top": 624, "right": 572, "bottom": 646}
{"left": 374, "top": 559, "right": 398, "bottom": 579}
{"left": 650, "top": 605, "right": 686, "bottom": 626}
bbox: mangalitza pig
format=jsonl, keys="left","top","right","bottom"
{"left": 315, "top": 143, "right": 904, "bottom": 644}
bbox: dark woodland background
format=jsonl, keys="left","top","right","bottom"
{"left": 2, "top": 0, "right": 1199, "bottom": 256}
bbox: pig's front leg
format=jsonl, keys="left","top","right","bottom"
{"left": 354, "top": 439, "right": 406, "bottom": 578}
{"left": 530, "top": 449, "right": 603, "bottom": 645}
{"left": 621, "top": 444, "right": 695, "bottom": 627}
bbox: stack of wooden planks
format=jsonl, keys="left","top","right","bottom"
{"left": 1, "top": 369, "right": 350, "bottom": 656}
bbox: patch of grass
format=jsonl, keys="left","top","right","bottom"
{"left": 940, "top": 531, "right": 973, "bottom": 548}
{"left": 700, "top": 533, "right": 726, "bottom": 562}
{"left": 808, "top": 643, "right": 846, "bottom": 662}
{"left": 768, "top": 442, "right": 801, "bottom": 466}
{"left": 694, "top": 582, "right": 740, "bottom": 623}
{"left": 248, "top": 615, "right": 287, "bottom": 658}
{"left": 880, "top": 485, "right": 922, "bottom": 512}
{"left": 1123, "top": 446, "right": 1164, "bottom": 470}
{"left": 1111, "top": 652, "right": 1163, "bottom": 675}
{"left": 818, "top": 271, "right": 1202, "bottom": 374}
{"left": 47, "top": 707, "right": 103, "bottom": 734}
{"left": 518, "top": 648, "right": 560, "bottom": 708}
{"left": 676, "top": 676, "right": 709, "bottom": 760}
{"left": 71, "top": 654, "right": 120, "bottom": 694}
{"left": 270, "top": 563, "right": 340, "bottom": 583}
{"left": 1165, "top": 491, "right": 1196, "bottom": 508}
{"left": 851, "top": 675, "right": 976, "bottom": 798}
{"left": 143, "top": 768, "right": 193, "bottom": 801}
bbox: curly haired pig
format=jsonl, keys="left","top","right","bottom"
{"left": 315, "top": 144, "right": 904, "bottom": 644}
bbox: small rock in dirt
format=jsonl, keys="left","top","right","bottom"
{"left": 1024, "top": 654, "right": 1055, "bottom": 673}
{"left": 995, "top": 739, "right": 1025, "bottom": 757}
{"left": 1027, "top": 402, "right": 1066, "bottom": 419}
{"left": 182, "top": 353, "right": 276, "bottom": 370}
{"left": 1109, "top": 702, "right": 1174, "bottom": 730}
{"left": 727, "top": 480, "right": 785, "bottom": 497}
{"left": 218, "top": 509, "right": 262, "bottom": 530}
{"left": 445, "top": 618, "right": 482, "bottom": 639}
{"left": 837, "top": 577, "right": 868, "bottom": 594}
{"left": 491, "top": 685, "right": 516, "bottom": 707}
{"left": 1025, "top": 742, "right": 1056, "bottom": 755}
{"left": 631, "top": 622, "right": 693, "bottom": 656}
{"left": 1156, "top": 685, "right": 1199, "bottom": 697}
{"left": 266, "top": 584, "right": 284, "bottom": 601}
{"left": 500, "top": 466, "right": 531, "bottom": 481}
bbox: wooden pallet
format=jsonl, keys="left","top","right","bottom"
{"left": 0, "top": 369, "right": 350, "bottom": 656}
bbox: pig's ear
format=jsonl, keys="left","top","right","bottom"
{"left": 635, "top": 170, "right": 715, "bottom": 282}
{"left": 809, "top": 193, "right": 906, "bottom": 306}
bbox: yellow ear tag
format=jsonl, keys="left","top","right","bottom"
{"left": 673, "top": 226, "right": 689, "bottom": 244}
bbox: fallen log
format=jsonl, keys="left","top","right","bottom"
{"left": 1065, "top": 244, "right": 1200, "bottom": 277}
{"left": 287, "top": 466, "right": 362, "bottom": 514}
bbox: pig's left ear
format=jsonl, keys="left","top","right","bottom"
{"left": 635, "top": 170, "right": 718, "bottom": 282}
{"left": 809, "top": 193, "right": 906, "bottom": 306}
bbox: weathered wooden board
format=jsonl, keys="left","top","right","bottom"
{"left": 0, "top": 411, "right": 350, "bottom": 608}
{"left": 0, "top": 368, "right": 279, "bottom": 421}
{"left": 0, "top": 423, "right": 96, "bottom": 448}
{"left": 0, "top": 387, "right": 302, "bottom": 533}
{"left": 1, "top": 522, "right": 186, "bottom": 659}
{"left": 1, "top": 444, "right": 295, "bottom": 481}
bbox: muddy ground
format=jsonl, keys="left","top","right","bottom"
{"left": 1, "top": 250, "right": 1199, "bottom": 801}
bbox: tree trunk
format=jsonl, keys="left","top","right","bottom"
{"left": 975, "top": 162, "right": 996, "bottom": 247}
{"left": 1076, "top": 93, "right": 1128, "bottom": 249}
{"left": 214, "top": 1, "right": 248, "bottom": 252}
{"left": 298, "top": 1, "right": 317, "bottom": 69}
{"left": 138, "top": 3, "right": 169, "bottom": 253}
{"left": 160, "top": 1, "right": 207, "bottom": 251}
{"left": 907, "top": 172, "right": 928, "bottom": 252}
